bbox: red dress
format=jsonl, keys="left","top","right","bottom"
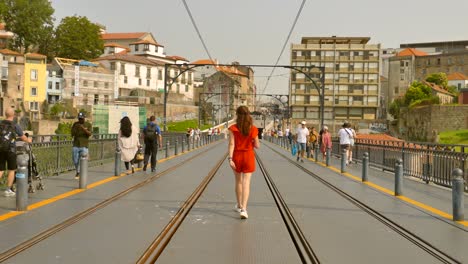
{"left": 229, "top": 124, "right": 258, "bottom": 173}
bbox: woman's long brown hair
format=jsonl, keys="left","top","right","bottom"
{"left": 235, "top": 106, "right": 252, "bottom": 136}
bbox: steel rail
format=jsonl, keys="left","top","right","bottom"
{"left": 256, "top": 152, "right": 321, "bottom": 264}
{"left": 0, "top": 144, "right": 220, "bottom": 262}
{"left": 136, "top": 153, "right": 227, "bottom": 263}
{"left": 265, "top": 144, "right": 461, "bottom": 264}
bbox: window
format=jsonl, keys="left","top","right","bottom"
{"left": 185, "top": 85, "right": 189, "bottom": 92}
{"left": 30, "top": 69, "right": 38, "bottom": 80}
{"left": 105, "top": 82, "right": 109, "bottom": 89}
{"left": 94, "top": 94, "right": 99, "bottom": 104}
{"left": 292, "top": 51, "right": 297, "bottom": 59}
{"left": 146, "top": 79, "right": 150, "bottom": 86}
{"left": 138, "top": 79, "right": 142, "bottom": 85}
{"left": 353, "top": 51, "right": 359, "bottom": 57}
{"left": 394, "top": 86, "right": 399, "bottom": 95}
{"left": 158, "top": 69, "right": 163, "bottom": 80}
{"left": 363, "top": 51, "right": 369, "bottom": 60}
{"left": 31, "top": 87, "right": 37, "bottom": 96}
{"left": 29, "top": 102, "right": 38, "bottom": 111}
{"left": 55, "top": 82, "right": 60, "bottom": 90}
{"left": 291, "top": 73, "right": 296, "bottom": 81}
{"left": 104, "top": 95, "right": 109, "bottom": 104}
{"left": 48, "top": 81, "right": 52, "bottom": 89}
{"left": 124, "top": 76, "right": 128, "bottom": 84}
{"left": 316, "top": 51, "right": 321, "bottom": 57}
{"left": 83, "top": 80, "right": 88, "bottom": 87}
{"left": 348, "top": 64, "right": 354, "bottom": 71}
{"left": 94, "top": 81, "right": 98, "bottom": 88}
{"left": 405, "top": 61, "right": 409, "bottom": 67}
{"left": 110, "top": 62, "right": 116, "bottom": 71}
{"left": 135, "top": 66, "right": 140, "bottom": 77}
{"left": 400, "top": 68, "right": 405, "bottom": 74}
{"left": 147, "top": 68, "right": 151, "bottom": 79}
{"left": 120, "top": 63, "right": 126, "bottom": 75}
{"left": 144, "top": 44, "right": 149, "bottom": 51}
{"left": 335, "top": 64, "right": 340, "bottom": 71}
{"left": 71, "top": 79, "right": 75, "bottom": 86}
{"left": 135, "top": 44, "right": 139, "bottom": 52}
{"left": 339, "top": 51, "right": 349, "bottom": 57}
{"left": 400, "top": 74, "right": 405, "bottom": 81}
{"left": 437, "top": 58, "right": 441, "bottom": 65}
{"left": 83, "top": 94, "right": 88, "bottom": 105}
{"left": 400, "top": 61, "right": 405, "bottom": 67}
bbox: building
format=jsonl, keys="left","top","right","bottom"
{"left": 53, "top": 58, "right": 115, "bottom": 108}
{"left": 0, "top": 49, "right": 24, "bottom": 117}
{"left": 414, "top": 51, "right": 468, "bottom": 81}
{"left": 422, "top": 81, "right": 455, "bottom": 105}
{"left": 23, "top": 53, "right": 47, "bottom": 120}
{"left": 387, "top": 48, "right": 428, "bottom": 109}
{"left": 289, "top": 36, "right": 381, "bottom": 132}
{"left": 46, "top": 65, "right": 63, "bottom": 104}
{"left": 400, "top": 40, "right": 468, "bottom": 54}
{"left": 0, "top": 23, "right": 14, "bottom": 49}
{"left": 448, "top": 72, "right": 468, "bottom": 90}
{"left": 101, "top": 32, "right": 155, "bottom": 49}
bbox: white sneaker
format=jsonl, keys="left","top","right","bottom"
{"left": 4, "top": 189, "right": 15, "bottom": 197}
{"left": 234, "top": 204, "right": 242, "bottom": 213}
{"left": 240, "top": 209, "right": 248, "bottom": 219}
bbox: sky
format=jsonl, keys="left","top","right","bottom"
{"left": 50, "top": 0, "right": 468, "bottom": 95}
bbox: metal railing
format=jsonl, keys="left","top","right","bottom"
{"left": 264, "top": 136, "right": 467, "bottom": 192}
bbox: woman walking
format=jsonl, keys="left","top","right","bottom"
{"left": 118, "top": 116, "right": 140, "bottom": 174}
{"left": 228, "top": 106, "right": 260, "bottom": 219}
{"left": 320, "top": 126, "right": 332, "bottom": 163}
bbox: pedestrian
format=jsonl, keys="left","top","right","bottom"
{"left": 118, "top": 116, "right": 140, "bottom": 174}
{"left": 347, "top": 124, "right": 357, "bottom": 164}
{"left": 338, "top": 121, "right": 353, "bottom": 165}
{"left": 0, "top": 108, "right": 32, "bottom": 196}
{"left": 71, "top": 112, "right": 92, "bottom": 179}
{"left": 320, "top": 126, "right": 332, "bottom": 162}
{"left": 228, "top": 106, "right": 260, "bottom": 219}
{"left": 143, "top": 116, "right": 162, "bottom": 172}
{"left": 296, "top": 121, "right": 309, "bottom": 163}
{"left": 309, "top": 127, "right": 319, "bottom": 158}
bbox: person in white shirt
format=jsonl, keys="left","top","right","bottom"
{"left": 295, "top": 121, "right": 310, "bottom": 163}
{"left": 338, "top": 122, "right": 354, "bottom": 165}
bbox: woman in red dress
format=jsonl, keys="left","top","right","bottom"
{"left": 228, "top": 106, "right": 260, "bottom": 219}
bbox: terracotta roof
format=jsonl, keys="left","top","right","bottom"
{"left": 355, "top": 134, "right": 402, "bottom": 141}
{"left": 447, "top": 72, "right": 468, "bottom": 81}
{"left": 104, "top": 43, "right": 129, "bottom": 49}
{"left": 25, "top": 53, "right": 46, "bottom": 59}
{"left": 397, "top": 48, "right": 427, "bottom": 57}
{"left": 191, "top": 59, "right": 217, "bottom": 65}
{"left": 216, "top": 65, "right": 247, "bottom": 77}
{"left": 101, "top": 32, "right": 147, "bottom": 40}
{"left": 167, "top": 55, "right": 188, "bottom": 61}
{"left": 93, "top": 54, "right": 165, "bottom": 66}
{"left": 117, "top": 49, "right": 128, "bottom": 55}
{"left": 130, "top": 39, "right": 159, "bottom": 45}
{"left": 0, "top": 49, "right": 22, "bottom": 56}
{"left": 422, "top": 81, "right": 453, "bottom": 95}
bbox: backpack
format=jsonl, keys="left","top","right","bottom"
{"left": 145, "top": 123, "right": 159, "bottom": 143}
{"left": 310, "top": 132, "right": 317, "bottom": 143}
{"left": 0, "top": 121, "right": 16, "bottom": 152}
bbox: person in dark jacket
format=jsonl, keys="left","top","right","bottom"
{"left": 71, "top": 112, "right": 92, "bottom": 179}
{"left": 142, "top": 116, "right": 162, "bottom": 172}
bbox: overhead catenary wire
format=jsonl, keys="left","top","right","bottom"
{"left": 181, "top": 0, "right": 215, "bottom": 62}
{"left": 259, "top": 0, "right": 307, "bottom": 95}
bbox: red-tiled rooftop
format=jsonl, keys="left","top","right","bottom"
{"left": 93, "top": 54, "right": 165, "bottom": 66}
{"left": 191, "top": 59, "right": 217, "bottom": 65}
{"left": 0, "top": 49, "right": 21, "bottom": 56}
{"left": 130, "top": 39, "right": 160, "bottom": 46}
{"left": 167, "top": 55, "right": 188, "bottom": 61}
{"left": 101, "top": 32, "right": 147, "bottom": 40}
{"left": 448, "top": 72, "right": 468, "bottom": 81}
{"left": 422, "top": 81, "right": 453, "bottom": 95}
{"left": 397, "top": 48, "right": 427, "bottom": 57}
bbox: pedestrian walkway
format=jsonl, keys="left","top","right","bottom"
{"left": 0, "top": 139, "right": 466, "bottom": 263}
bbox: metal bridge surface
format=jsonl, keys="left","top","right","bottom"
{"left": 0, "top": 139, "right": 466, "bottom": 264}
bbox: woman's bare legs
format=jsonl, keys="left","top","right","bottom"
{"left": 241, "top": 173, "right": 252, "bottom": 210}
{"left": 234, "top": 171, "right": 242, "bottom": 208}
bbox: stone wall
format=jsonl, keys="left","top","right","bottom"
{"left": 400, "top": 105, "right": 468, "bottom": 141}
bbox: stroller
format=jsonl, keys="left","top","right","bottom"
{"left": 15, "top": 139, "right": 44, "bottom": 193}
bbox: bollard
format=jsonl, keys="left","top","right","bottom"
{"left": 114, "top": 147, "right": 121, "bottom": 177}
{"left": 362, "top": 152, "right": 369, "bottom": 182}
{"left": 79, "top": 152, "right": 88, "bottom": 189}
{"left": 16, "top": 154, "right": 29, "bottom": 211}
{"left": 174, "top": 140, "right": 178, "bottom": 155}
{"left": 341, "top": 148, "right": 347, "bottom": 173}
{"left": 452, "top": 168, "right": 465, "bottom": 221}
{"left": 326, "top": 148, "right": 330, "bottom": 166}
{"left": 188, "top": 138, "right": 191, "bottom": 151}
{"left": 165, "top": 141, "right": 170, "bottom": 158}
{"left": 394, "top": 159, "right": 403, "bottom": 196}
{"left": 181, "top": 138, "right": 185, "bottom": 153}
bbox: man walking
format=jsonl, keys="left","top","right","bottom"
{"left": 296, "top": 121, "right": 309, "bottom": 163}
{"left": 0, "top": 108, "right": 31, "bottom": 196}
{"left": 71, "top": 112, "right": 92, "bottom": 179}
{"left": 143, "top": 116, "right": 162, "bottom": 172}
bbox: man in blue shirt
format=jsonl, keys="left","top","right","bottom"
{"left": 142, "top": 116, "right": 162, "bottom": 172}
{"left": 0, "top": 108, "right": 32, "bottom": 197}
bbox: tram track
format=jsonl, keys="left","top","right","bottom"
{"left": 265, "top": 143, "right": 461, "bottom": 264}
{"left": 0, "top": 143, "right": 221, "bottom": 263}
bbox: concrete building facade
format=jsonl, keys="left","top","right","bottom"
{"left": 290, "top": 36, "right": 381, "bottom": 132}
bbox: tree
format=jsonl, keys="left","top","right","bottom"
{"left": 426, "top": 72, "right": 448, "bottom": 89}
{"left": 404, "top": 81, "right": 432, "bottom": 106}
{"left": 36, "top": 24, "right": 56, "bottom": 60}
{"left": 55, "top": 16, "right": 104, "bottom": 60}
{"left": 1, "top": 0, "right": 54, "bottom": 53}
{"left": 389, "top": 97, "right": 404, "bottom": 119}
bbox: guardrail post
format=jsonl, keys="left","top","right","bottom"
{"left": 181, "top": 137, "right": 185, "bottom": 153}
{"left": 452, "top": 168, "right": 465, "bottom": 221}
{"left": 16, "top": 154, "right": 29, "bottom": 211}
{"left": 79, "top": 152, "right": 88, "bottom": 189}
{"left": 341, "top": 148, "right": 347, "bottom": 173}
{"left": 174, "top": 140, "right": 178, "bottom": 155}
{"left": 326, "top": 148, "right": 330, "bottom": 166}
{"left": 394, "top": 159, "right": 403, "bottom": 196}
{"left": 114, "top": 147, "right": 121, "bottom": 176}
{"left": 362, "top": 152, "right": 369, "bottom": 182}
{"left": 166, "top": 141, "right": 170, "bottom": 158}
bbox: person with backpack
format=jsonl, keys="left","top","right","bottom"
{"left": 309, "top": 127, "right": 319, "bottom": 158}
{"left": 143, "top": 116, "right": 162, "bottom": 172}
{"left": 0, "top": 108, "right": 32, "bottom": 197}
{"left": 71, "top": 112, "right": 92, "bottom": 179}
